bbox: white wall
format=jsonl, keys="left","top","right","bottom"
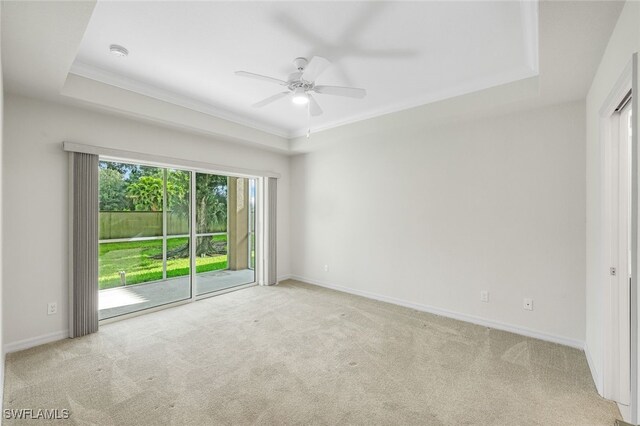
{"left": 585, "top": 0, "right": 640, "bottom": 400}
{"left": 2, "top": 93, "right": 291, "bottom": 349}
{"left": 290, "top": 100, "right": 587, "bottom": 345}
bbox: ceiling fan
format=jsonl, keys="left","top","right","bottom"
{"left": 235, "top": 56, "right": 367, "bottom": 116}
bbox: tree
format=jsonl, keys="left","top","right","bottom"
{"left": 126, "top": 176, "right": 164, "bottom": 211}
{"left": 99, "top": 168, "right": 129, "bottom": 211}
{"left": 101, "top": 161, "right": 137, "bottom": 176}
{"left": 167, "top": 170, "right": 190, "bottom": 217}
{"left": 99, "top": 160, "right": 231, "bottom": 259}
{"left": 161, "top": 173, "right": 229, "bottom": 259}
{"left": 195, "top": 174, "right": 227, "bottom": 233}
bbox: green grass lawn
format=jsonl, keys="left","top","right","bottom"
{"left": 99, "top": 235, "right": 228, "bottom": 290}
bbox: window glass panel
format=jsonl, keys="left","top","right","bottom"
{"left": 195, "top": 173, "right": 228, "bottom": 234}
{"left": 167, "top": 169, "right": 190, "bottom": 236}
{"left": 99, "top": 239, "right": 163, "bottom": 289}
{"left": 98, "top": 161, "right": 191, "bottom": 320}
{"left": 195, "top": 174, "right": 255, "bottom": 296}
{"left": 166, "top": 237, "right": 191, "bottom": 279}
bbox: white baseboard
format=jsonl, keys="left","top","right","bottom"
{"left": 584, "top": 342, "right": 604, "bottom": 396}
{"left": 277, "top": 274, "right": 292, "bottom": 283}
{"left": 5, "top": 278, "right": 290, "bottom": 352}
{"left": 3, "top": 330, "right": 69, "bottom": 354}
{"left": 617, "top": 402, "right": 631, "bottom": 424}
{"left": 289, "top": 275, "right": 585, "bottom": 350}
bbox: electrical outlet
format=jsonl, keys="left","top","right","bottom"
{"left": 47, "top": 302, "right": 57, "bottom": 315}
{"left": 480, "top": 291, "right": 489, "bottom": 303}
{"left": 323, "top": 264, "right": 329, "bottom": 272}
{"left": 523, "top": 298, "right": 533, "bottom": 311}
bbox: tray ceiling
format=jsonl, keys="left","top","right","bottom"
{"left": 71, "top": 1, "right": 538, "bottom": 138}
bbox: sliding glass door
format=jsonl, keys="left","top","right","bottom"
{"left": 98, "top": 161, "right": 191, "bottom": 320}
{"left": 195, "top": 173, "right": 256, "bottom": 296}
{"left": 98, "top": 161, "right": 256, "bottom": 320}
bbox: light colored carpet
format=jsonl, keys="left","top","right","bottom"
{"left": 3, "top": 280, "right": 620, "bottom": 425}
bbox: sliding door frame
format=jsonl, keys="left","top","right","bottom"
{"left": 95, "top": 155, "right": 264, "bottom": 324}
{"left": 190, "top": 170, "right": 197, "bottom": 302}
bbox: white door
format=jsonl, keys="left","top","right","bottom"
{"left": 606, "top": 98, "right": 632, "bottom": 406}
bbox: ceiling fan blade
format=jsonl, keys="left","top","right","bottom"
{"left": 301, "top": 56, "right": 330, "bottom": 82}
{"left": 252, "top": 92, "right": 290, "bottom": 108}
{"left": 314, "top": 85, "right": 367, "bottom": 99}
{"left": 235, "top": 71, "right": 288, "bottom": 86}
{"left": 308, "top": 94, "right": 323, "bottom": 117}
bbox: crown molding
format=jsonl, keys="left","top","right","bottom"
{"left": 70, "top": 61, "right": 291, "bottom": 139}
{"left": 71, "top": 61, "right": 538, "bottom": 143}
{"left": 290, "top": 66, "right": 539, "bottom": 139}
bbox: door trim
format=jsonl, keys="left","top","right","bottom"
{"left": 630, "top": 52, "right": 638, "bottom": 426}
{"left": 600, "top": 58, "right": 633, "bottom": 410}
{"left": 599, "top": 54, "right": 637, "bottom": 424}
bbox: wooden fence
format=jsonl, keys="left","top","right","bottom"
{"left": 99, "top": 212, "right": 198, "bottom": 239}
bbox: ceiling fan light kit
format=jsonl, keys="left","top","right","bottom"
{"left": 292, "top": 87, "right": 309, "bottom": 105}
{"left": 235, "top": 56, "right": 367, "bottom": 117}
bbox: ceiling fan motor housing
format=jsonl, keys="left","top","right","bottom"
{"left": 288, "top": 79, "right": 314, "bottom": 92}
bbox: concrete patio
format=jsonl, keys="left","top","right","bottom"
{"left": 99, "top": 269, "right": 255, "bottom": 319}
